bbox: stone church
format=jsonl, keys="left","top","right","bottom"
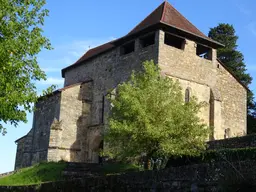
{"left": 14, "top": 1, "right": 247, "bottom": 169}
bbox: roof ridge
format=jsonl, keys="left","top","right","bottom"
{"left": 160, "top": 1, "right": 167, "bottom": 21}
{"left": 127, "top": 2, "right": 165, "bottom": 35}
{"left": 75, "top": 40, "right": 116, "bottom": 64}
{"left": 162, "top": 1, "right": 207, "bottom": 38}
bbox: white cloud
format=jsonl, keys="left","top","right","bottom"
{"left": 39, "top": 37, "right": 115, "bottom": 71}
{"left": 42, "top": 67, "right": 61, "bottom": 72}
{"left": 39, "top": 77, "right": 64, "bottom": 85}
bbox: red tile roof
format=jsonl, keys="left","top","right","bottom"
{"left": 128, "top": 1, "right": 208, "bottom": 39}
{"left": 74, "top": 42, "right": 115, "bottom": 65}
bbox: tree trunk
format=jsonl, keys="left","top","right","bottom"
{"left": 143, "top": 156, "right": 150, "bottom": 170}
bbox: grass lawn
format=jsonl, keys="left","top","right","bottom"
{"left": 0, "top": 162, "right": 66, "bottom": 186}
{"left": 0, "top": 162, "right": 141, "bottom": 186}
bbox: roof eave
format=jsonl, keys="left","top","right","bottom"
{"left": 15, "top": 135, "right": 27, "bottom": 143}
{"left": 61, "top": 45, "right": 117, "bottom": 77}
{"left": 61, "top": 22, "right": 224, "bottom": 77}
{"left": 159, "top": 21, "right": 224, "bottom": 48}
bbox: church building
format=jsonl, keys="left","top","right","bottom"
{"left": 14, "top": 1, "right": 247, "bottom": 169}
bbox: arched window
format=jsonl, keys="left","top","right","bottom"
{"left": 224, "top": 128, "right": 231, "bottom": 139}
{"left": 185, "top": 88, "right": 190, "bottom": 103}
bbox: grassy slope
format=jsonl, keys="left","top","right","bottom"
{"left": 0, "top": 162, "right": 141, "bottom": 186}
{"left": 0, "top": 162, "right": 66, "bottom": 186}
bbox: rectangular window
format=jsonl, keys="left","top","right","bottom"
{"left": 164, "top": 33, "right": 185, "bottom": 50}
{"left": 196, "top": 44, "right": 212, "bottom": 60}
{"left": 120, "top": 41, "right": 135, "bottom": 55}
{"left": 140, "top": 33, "right": 155, "bottom": 48}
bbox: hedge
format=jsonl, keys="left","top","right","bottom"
{"left": 166, "top": 147, "right": 256, "bottom": 167}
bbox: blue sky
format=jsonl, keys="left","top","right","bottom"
{"left": 1, "top": 0, "right": 256, "bottom": 173}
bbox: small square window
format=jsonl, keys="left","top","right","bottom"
{"left": 120, "top": 41, "right": 135, "bottom": 55}
{"left": 140, "top": 33, "right": 155, "bottom": 48}
{"left": 164, "top": 33, "right": 185, "bottom": 50}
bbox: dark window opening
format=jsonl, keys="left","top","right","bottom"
{"left": 196, "top": 44, "right": 212, "bottom": 60}
{"left": 120, "top": 41, "right": 135, "bottom": 55}
{"left": 164, "top": 33, "right": 185, "bottom": 50}
{"left": 185, "top": 88, "right": 190, "bottom": 103}
{"left": 140, "top": 33, "right": 155, "bottom": 48}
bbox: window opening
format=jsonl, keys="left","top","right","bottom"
{"left": 120, "top": 41, "right": 135, "bottom": 55}
{"left": 185, "top": 88, "right": 190, "bottom": 103}
{"left": 196, "top": 44, "right": 212, "bottom": 60}
{"left": 140, "top": 33, "right": 155, "bottom": 48}
{"left": 164, "top": 33, "right": 185, "bottom": 50}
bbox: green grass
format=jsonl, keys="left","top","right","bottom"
{"left": 0, "top": 162, "right": 141, "bottom": 186}
{"left": 0, "top": 162, "right": 66, "bottom": 186}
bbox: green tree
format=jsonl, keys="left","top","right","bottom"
{"left": 104, "top": 60, "right": 209, "bottom": 169}
{"left": 0, "top": 0, "right": 51, "bottom": 135}
{"left": 208, "top": 23, "right": 256, "bottom": 133}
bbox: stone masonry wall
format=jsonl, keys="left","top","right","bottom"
{"left": 48, "top": 82, "right": 94, "bottom": 163}
{"left": 216, "top": 62, "right": 247, "bottom": 137}
{"left": 158, "top": 30, "right": 247, "bottom": 140}
{"left": 168, "top": 75, "right": 211, "bottom": 126}
{"left": 208, "top": 134, "right": 256, "bottom": 150}
{"left": 2, "top": 160, "right": 256, "bottom": 191}
{"left": 29, "top": 93, "right": 61, "bottom": 165}
{"left": 14, "top": 93, "right": 61, "bottom": 169}
{"left": 14, "top": 128, "right": 34, "bottom": 170}
{"left": 14, "top": 137, "right": 26, "bottom": 170}
{"left": 63, "top": 31, "right": 160, "bottom": 126}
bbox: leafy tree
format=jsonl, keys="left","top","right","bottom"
{"left": 41, "top": 84, "right": 58, "bottom": 97}
{"left": 0, "top": 0, "right": 51, "bottom": 135}
{"left": 104, "top": 60, "right": 209, "bottom": 169}
{"left": 208, "top": 23, "right": 256, "bottom": 133}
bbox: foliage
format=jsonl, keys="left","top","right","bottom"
{"left": 104, "top": 60, "right": 209, "bottom": 166}
{"left": 166, "top": 147, "right": 256, "bottom": 167}
{"left": 40, "top": 84, "right": 58, "bottom": 97}
{"left": 0, "top": 162, "right": 66, "bottom": 186}
{"left": 208, "top": 23, "right": 256, "bottom": 133}
{"left": 0, "top": 0, "right": 51, "bottom": 135}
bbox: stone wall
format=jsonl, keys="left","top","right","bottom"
{"left": 63, "top": 32, "right": 159, "bottom": 126}
{"left": 2, "top": 160, "right": 256, "bottom": 191}
{"left": 14, "top": 129, "right": 33, "bottom": 169}
{"left": 48, "top": 82, "right": 97, "bottom": 163}
{"left": 208, "top": 134, "right": 256, "bottom": 150}
{"left": 158, "top": 30, "right": 247, "bottom": 139}
{"left": 14, "top": 92, "right": 61, "bottom": 169}
{"left": 168, "top": 75, "right": 211, "bottom": 126}
{"left": 30, "top": 92, "right": 61, "bottom": 165}
{"left": 216, "top": 61, "right": 247, "bottom": 138}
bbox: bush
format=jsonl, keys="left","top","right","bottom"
{"left": 166, "top": 147, "right": 256, "bottom": 167}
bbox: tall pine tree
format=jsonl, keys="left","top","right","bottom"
{"left": 208, "top": 23, "right": 256, "bottom": 133}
